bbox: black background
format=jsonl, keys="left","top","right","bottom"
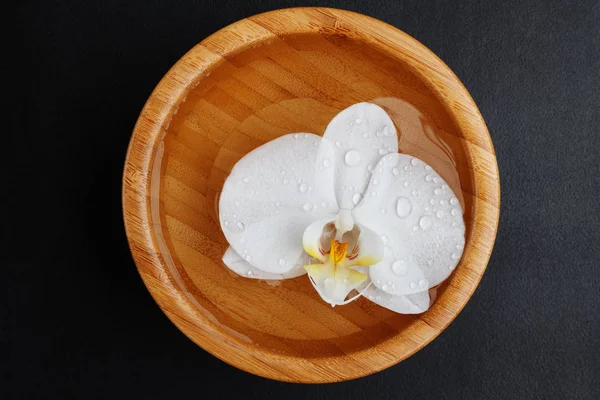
{"left": 4, "top": 0, "right": 599, "bottom": 398}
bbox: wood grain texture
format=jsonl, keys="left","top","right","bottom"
{"left": 122, "top": 7, "right": 500, "bottom": 383}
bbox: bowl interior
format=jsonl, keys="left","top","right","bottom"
{"left": 152, "top": 31, "right": 475, "bottom": 359}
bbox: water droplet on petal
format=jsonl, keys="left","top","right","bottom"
{"left": 247, "top": 270, "right": 254, "bottom": 276}
{"left": 237, "top": 222, "right": 245, "bottom": 231}
{"left": 433, "top": 177, "right": 441, "bottom": 184}
{"left": 451, "top": 208, "right": 459, "bottom": 216}
{"left": 283, "top": 179, "right": 289, "bottom": 185}
{"left": 352, "top": 193, "right": 362, "bottom": 205}
{"left": 371, "top": 191, "right": 377, "bottom": 197}
{"left": 294, "top": 134, "right": 300, "bottom": 139}
{"left": 303, "top": 203, "right": 313, "bottom": 212}
{"left": 299, "top": 183, "right": 308, "bottom": 192}
{"left": 335, "top": 141, "right": 342, "bottom": 147}
{"left": 355, "top": 118, "right": 362, "bottom": 124}
{"left": 410, "top": 282, "right": 417, "bottom": 290}
{"left": 383, "top": 126, "right": 390, "bottom": 136}
{"left": 392, "top": 167, "right": 400, "bottom": 176}
{"left": 279, "top": 258, "right": 286, "bottom": 266}
{"left": 428, "top": 259, "right": 434, "bottom": 267}
{"left": 382, "top": 284, "right": 388, "bottom": 291}
{"left": 245, "top": 255, "right": 253, "bottom": 262}
{"left": 451, "top": 253, "right": 460, "bottom": 260}
{"left": 425, "top": 165, "right": 432, "bottom": 171}
{"left": 281, "top": 170, "right": 287, "bottom": 175}
{"left": 450, "top": 197, "right": 459, "bottom": 205}
{"left": 367, "top": 164, "right": 374, "bottom": 172}
{"left": 412, "top": 226, "right": 419, "bottom": 232}
{"left": 411, "top": 158, "right": 419, "bottom": 166}
{"left": 381, "top": 235, "right": 389, "bottom": 245}
{"left": 436, "top": 211, "right": 445, "bottom": 219}
{"left": 425, "top": 175, "right": 432, "bottom": 182}
{"left": 412, "top": 190, "right": 418, "bottom": 196}
{"left": 419, "top": 216, "right": 433, "bottom": 231}
{"left": 379, "top": 149, "right": 387, "bottom": 155}
{"left": 434, "top": 188, "right": 442, "bottom": 196}
{"left": 344, "top": 150, "right": 362, "bottom": 166}
{"left": 322, "top": 158, "right": 332, "bottom": 168}
{"left": 381, "top": 208, "right": 387, "bottom": 214}
{"left": 321, "top": 201, "right": 328, "bottom": 208}
{"left": 396, "top": 197, "right": 412, "bottom": 218}
{"left": 441, "top": 199, "right": 448, "bottom": 205}
{"left": 419, "top": 279, "right": 428, "bottom": 288}
{"left": 242, "top": 177, "right": 249, "bottom": 183}
{"left": 392, "top": 260, "right": 408, "bottom": 276}
{"left": 224, "top": 220, "right": 230, "bottom": 226}
{"left": 403, "top": 181, "right": 410, "bottom": 187}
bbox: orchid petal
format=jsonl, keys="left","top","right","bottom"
{"left": 316, "top": 103, "right": 398, "bottom": 210}
{"left": 363, "top": 285, "right": 431, "bottom": 314}
{"left": 222, "top": 247, "right": 307, "bottom": 280}
{"left": 353, "top": 153, "right": 465, "bottom": 295}
{"left": 353, "top": 267, "right": 431, "bottom": 313}
{"left": 219, "top": 133, "right": 337, "bottom": 273}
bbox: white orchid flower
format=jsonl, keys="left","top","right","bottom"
{"left": 219, "top": 103, "right": 465, "bottom": 313}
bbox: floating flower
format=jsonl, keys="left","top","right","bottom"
{"left": 219, "top": 103, "right": 465, "bottom": 313}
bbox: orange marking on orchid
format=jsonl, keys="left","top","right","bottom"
{"left": 329, "top": 240, "right": 349, "bottom": 264}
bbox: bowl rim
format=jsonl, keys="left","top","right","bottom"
{"left": 122, "top": 6, "right": 500, "bottom": 383}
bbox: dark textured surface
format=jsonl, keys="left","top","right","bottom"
{"left": 4, "top": 0, "right": 599, "bottom": 398}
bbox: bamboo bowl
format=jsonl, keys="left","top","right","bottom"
{"left": 123, "top": 7, "right": 500, "bottom": 383}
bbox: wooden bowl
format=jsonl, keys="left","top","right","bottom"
{"left": 123, "top": 7, "right": 500, "bottom": 383}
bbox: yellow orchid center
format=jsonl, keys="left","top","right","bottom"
{"left": 302, "top": 216, "right": 385, "bottom": 306}
{"left": 329, "top": 240, "right": 349, "bottom": 264}
{"left": 304, "top": 239, "right": 369, "bottom": 305}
